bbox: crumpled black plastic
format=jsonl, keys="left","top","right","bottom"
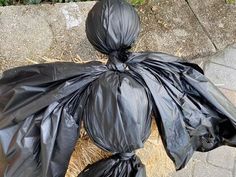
{"left": 1, "top": 0, "right": 236, "bottom": 176}
{"left": 78, "top": 152, "right": 146, "bottom": 177}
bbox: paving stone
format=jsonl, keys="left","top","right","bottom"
{"left": 207, "top": 146, "right": 236, "bottom": 170}
{"left": 201, "top": 43, "right": 236, "bottom": 92}
{"left": 171, "top": 159, "right": 194, "bottom": 177}
{"left": 136, "top": 0, "right": 216, "bottom": 60}
{"left": 0, "top": 145, "right": 6, "bottom": 177}
{"left": 171, "top": 167, "right": 192, "bottom": 177}
{"left": 192, "top": 152, "right": 208, "bottom": 163}
{"left": 0, "top": 6, "right": 53, "bottom": 61}
{"left": 219, "top": 88, "right": 236, "bottom": 106}
{"left": 234, "top": 160, "right": 236, "bottom": 177}
{"left": 193, "top": 162, "right": 232, "bottom": 177}
{"left": 187, "top": 0, "right": 236, "bottom": 50}
{"left": 42, "top": 2, "right": 97, "bottom": 62}
{"left": 209, "top": 43, "right": 236, "bottom": 69}
{"left": 171, "top": 152, "right": 209, "bottom": 177}
{"left": 205, "top": 62, "right": 236, "bottom": 91}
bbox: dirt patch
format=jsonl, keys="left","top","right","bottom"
{"left": 135, "top": 0, "right": 216, "bottom": 59}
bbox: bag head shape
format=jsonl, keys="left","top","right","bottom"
{"left": 86, "top": 0, "right": 140, "bottom": 54}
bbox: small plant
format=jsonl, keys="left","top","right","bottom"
{"left": 0, "top": 0, "right": 146, "bottom": 7}
{"left": 129, "top": 0, "right": 145, "bottom": 5}
{"left": 0, "top": 0, "right": 8, "bottom": 6}
{"left": 24, "top": 0, "right": 41, "bottom": 4}
{"left": 226, "top": 0, "right": 235, "bottom": 4}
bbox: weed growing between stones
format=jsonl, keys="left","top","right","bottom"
{"left": 226, "top": 0, "right": 235, "bottom": 4}
{"left": 0, "top": 0, "right": 8, "bottom": 6}
{"left": 0, "top": 0, "right": 146, "bottom": 6}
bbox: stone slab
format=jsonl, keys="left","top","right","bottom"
{"left": 0, "top": 2, "right": 97, "bottom": 64}
{"left": 193, "top": 162, "right": 232, "bottom": 177}
{"left": 207, "top": 146, "right": 236, "bottom": 170}
{"left": 170, "top": 152, "right": 208, "bottom": 177}
{"left": 205, "top": 62, "right": 236, "bottom": 91}
{"left": 197, "top": 43, "right": 236, "bottom": 91}
{"left": 192, "top": 152, "right": 208, "bottom": 163}
{"left": 209, "top": 43, "right": 236, "bottom": 69}
{"left": 136, "top": 0, "right": 216, "bottom": 59}
{"left": 191, "top": 43, "right": 236, "bottom": 74}
{"left": 187, "top": 0, "right": 236, "bottom": 50}
{"left": 219, "top": 88, "right": 236, "bottom": 106}
{"left": 171, "top": 159, "right": 194, "bottom": 177}
{"left": 234, "top": 160, "right": 236, "bottom": 177}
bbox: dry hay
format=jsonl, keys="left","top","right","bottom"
{"left": 66, "top": 120, "right": 175, "bottom": 177}
{"left": 136, "top": 120, "right": 175, "bottom": 177}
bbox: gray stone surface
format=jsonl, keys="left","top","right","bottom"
{"left": 219, "top": 88, "right": 236, "bottom": 106}
{"left": 171, "top": 160, "right": 194, "bottom": 177}
{"left": 187, "top": 0, "right": 236, "bottom": 50}
{"left": 204, "top": 44, "right": 236, "bottom": 90}
{"left": 0, "top": 0, "right": 217, "bottom": 68}
{"left": 170, "top": 152, "right": 208, "bottom": 177}
{"left": 0, "top": 2, "right": 97, "bottom": 64}
{"left": 193, "top": 163, "right": 232, "bottom": 177}
{"left": 205, "top": 62, "right": 236, "bottom": 90}
{"left": 0, "top": 6, "right": 53, "bottom": 60}
{"left": 234, "top": 162, "right": 236, "bottom": 177}
{"left": 192, "top": 152, "right": 208, "bottom": 163}
{"left": 136, "top": 0, "right": 216, "bottom": 59}
{"left": 207, "top": 146, "right": 236, "bottom": 170}
{"left": 209, "top": 43, "right": 236, "bottom": 69}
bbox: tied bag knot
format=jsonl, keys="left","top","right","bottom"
{"left": 107, "top": 49, "right": 130, "bottom": 72}
{"left": 116, "top": 152, "right": 135, "bottom": 160}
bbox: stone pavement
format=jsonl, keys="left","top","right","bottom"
{"left": 0, "top": 2, "right": 97, "bottom": 72}
{"left": 0, "top": 0, "right": 236, "bottom": 177}
{"left": 171, "top": 147, "right": 236, "bottom": 177}
{"left": 187, "top": 0, "right": 236, "bottom": 50}
{"left": 1, "top": 0, "right": 235, "bottom": 72}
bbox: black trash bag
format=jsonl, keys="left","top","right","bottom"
{"left": 78, "top": 152, "right": 146, "bottom": 177}
{"left": 1, "top": 0, "right": 236, "bottom": 176}
{"left": 127, "top": 53, "right": 236, "bottom": 169}
{"left": 83, "top": 71, "right": 152, "bottom": 153}
{"left": 0, "top": 62, "right": 107, "bottom": 177}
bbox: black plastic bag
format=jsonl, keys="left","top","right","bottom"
{"left": 78, "top": 153, "right": 146, "bottom": 177}
{"left": 1, "top": 0, "right": 236, "bottom": 176}
{"left": 0, "top": 62, "right": 107, "bottom": 177}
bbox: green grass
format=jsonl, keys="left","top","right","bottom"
{"left": 129, "top": 0, "right": 145, "bottom": 5}
{"left": 226, "top": 0, "right": 235, "bottom": 3}
{"left": 0, "top": 0, "right": 146, "bottom": 6}
{"left": 0, "top": 0, "right": 8, "bottom": 6}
